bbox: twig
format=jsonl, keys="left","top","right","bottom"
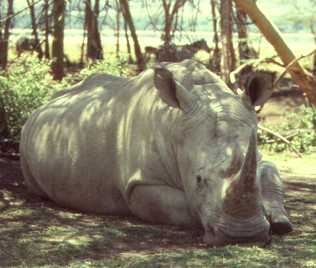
{"left": 273, "top": 48, "right": 316, "bottom": 89}
{"left": 258, "top": 124, "right": 303, "bottom": 157}
{"left": 253, "top": 55, "right": 284, "bottom": 68}
{"left": 0, "top": 0, "right": 44, "bottom": 24}
{"left": 254, "top": 56, "right": 285, "bottom": 68}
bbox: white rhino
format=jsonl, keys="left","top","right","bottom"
{"left": 20, "top": 60, "right": 292, "bottom": 246}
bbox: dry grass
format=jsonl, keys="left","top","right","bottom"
{"left": 0, "top": 152, "right": 315, "bottom": 268}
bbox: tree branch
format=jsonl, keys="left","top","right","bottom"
{"left": 0, "top": 0, "right": 44, "bottom": 23}
{"left": 258, "top": 125, "right": 303, "bottom": 157}
{"left": 273, "top": 48, "right": 316, "bottom": 89}
{"left": 233, "top": 0, "right": 316, "bottom": 106}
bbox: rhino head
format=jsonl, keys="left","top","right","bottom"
{"left": 154, "top": 60, "right": 273, "bottom": 246}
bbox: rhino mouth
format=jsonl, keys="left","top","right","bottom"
{"left": 215, "top": 213, "right": 270, "bottom": 237}
{"left": 201, "top": 211, "right": 271, "bottom": 246}
{"left": 199, "top": 130, "right": 273, "bottom": 247}
{"left": 203, "top": 227, "right": 271, "bottom": 247}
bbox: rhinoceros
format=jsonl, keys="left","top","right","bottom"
{"left": 20, "top": 60, "right": 292, "bottom": 246}
{"left": 15, "top": 36, "right": 37, "bottom": 57}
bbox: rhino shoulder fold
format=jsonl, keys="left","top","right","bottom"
{"left": 52, "top": 73, "right": 125, "bottom": 99}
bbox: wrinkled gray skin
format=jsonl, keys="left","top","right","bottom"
{"left": 20, "top": 60, "right": 292, "bottom": 246}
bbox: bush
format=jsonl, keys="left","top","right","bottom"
{"left": 258, "top": 107, "right": 316, "bottom": 153}
{"left": 0, "top": 55, "right": 61, "bottom": 140}
{"left": 0, "top": 55, "right": 130, "bottom": 141}
{"left": 63, "top": 55, "right": 129, "bottom": 85}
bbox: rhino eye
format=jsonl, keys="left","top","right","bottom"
{"left": 196, "top": 175, "right": 202, "bottom": 184}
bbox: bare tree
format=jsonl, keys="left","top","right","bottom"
{"left": 0, "top": 0, "right": 14, "bottom": 70}
{"left": 210, "top": 0, "right": 221, "bottom": 73}
{"left": 308, "top": 10, "right": 316, "bottom": 75}
{"left": 26, "top": 0, "right": 43, "bottom": 59}
{"left": 220, "top": 0, "right": 236, "bottom": 85}
{"left": 161, "top": 0, "right": 187, "bottom": 45}
{"left": 43, "top": 0, "right": 51, "bottom": 59}
{"left": 311, "top": 23, "right": 316, "bottom": 75}
{"left": 120, "top": 0, "right": 144, "bottom": 71}
{"left": 123, "top": 19, "right": 133, "bottom": 64}
{"left": 115, "top": 0, "right": 121, "bottom": 58}
{"left": 85, "top": 0, "right": 103, "bottom": 60}
{"left": 234, "top": 0, "right": 316, "bottom": 106}
{"left": 235, "top": 5, "right": 251, "bottom": 61}
{"left": 52, "top": 0, "right": 65, "bottom": 80}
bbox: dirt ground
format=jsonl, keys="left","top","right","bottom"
{"left": 0, "top": 83, "right": 315, "bottom": 267}
{"left": 0, "top": 149, "right": 315, "bottom": 268}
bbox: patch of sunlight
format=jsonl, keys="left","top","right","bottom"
{"left": 120, "top": 252, "right": 150, "bottom": 258}
{"left": 106, "top": 228, "right": 127, "bottom": 238}
{"left": 43, "top": 225, "right": 78, "bottom": 241}
{"left": 234, "top": 245, "right": 278, "bottom": 259}
{"left": 10, "top": 200, "right": 25, "bottom": 206}
{"left": 291, "top": 211, "right": 302, "bottom": 217}
{"left": 0, "top": 221, "right": 24, "bottom": 230}
{"left": 2, "top": 207, "right": 34, "bottom": 218}
{"left": 67, "top": 235, "right": 92, "bottom": 247}
{"left": 303, "top": 225, "right": 316, "bottom": 233}
{"left": 56, "top": 211, "right": 82, "bottom": 220}
{"left": 305, "top": 261, "right": 316, "bottom": 267}
{"left": 2, "top": 190, "right": 15, "bottom": 201}
{"left": 69, "top": 260, "right": 95, "bottom": 268}
{"left": 262, "top": 151, "right": 316, "bottom": 178}
{"left": 91, "top": 234, "right": 103, "bottom": 240}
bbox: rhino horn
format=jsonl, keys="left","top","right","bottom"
{"left": 223, "top": 130, "right": 259, "bottom": 218}
{"left": 238, "top": 129, "right": 257, "bottom": 192}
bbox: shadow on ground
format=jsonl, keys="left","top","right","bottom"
{"left": 0, "top": 157, "right": 315, "bottom": 268}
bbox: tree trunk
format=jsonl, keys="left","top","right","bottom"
{"left": 80, "top": 29, "right": 87, "bottom": 65}
{"left": 123, "top": 19, "right": 133, "bottom": 64}
{"left": 310, "top": 21, "right": 316, "bottom": 76}
{"left": 115, "top": 0, "right": 121, "bottom": 59}
{"left": 313, "top": 54, "right": 316, "bottom": 77}
{"left": 220, "top": 0, "right": 236, "bottom": 86}
{"left": 235, "top": 6, "right": 251, "bottom": 62}
{"left": 27, "top": 0, "right": 43, "bottom": 59}
{"left": 85, "top": 0, "right": 103, "bottom": 60}
{"left": 120, "top": 0, "right": 144, "bottom": 71}
{"left": 210, "top": 0, "right": 221, "bottom": 73}
{"left": 43, "top": 0, "right": 50, "bottom": 59}
{"left": 0, "top": 99, "right": 9, "bottom": 138}
{"left": 163, "top": 1, "right": 172, "bottom": 45}
{"left": 0, "top": 0, "right": 14, "bottom": 70}
{"left": 162, "top": 0, "right": 187, "bottom": 46}
{"left": 52, "top": 0, "right": 65, "bottom": 80}
{"left": 234, "top": 0, "right": 316, "bottom": 106}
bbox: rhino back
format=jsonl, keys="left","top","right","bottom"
{"left": 20, "top": 71, "right": 162, "bottom": 213}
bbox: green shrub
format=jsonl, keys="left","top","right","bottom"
{"left": 258, "top": 107, "right": 316, "bottom": 153}
{"left": 0, "top": 55, "right": 60, "bottom": 140}
{"left": 0, "top": 55, "right": 130, "bottom": 141}
{"left": 63, "top": 55, "right": 129, "bottom": 85}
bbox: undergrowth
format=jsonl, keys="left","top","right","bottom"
{"left": 258, "top": 107, "right": 316, "bottom": 153}
{"left": 0, "top": 55, "right": 129, "bottom": 140}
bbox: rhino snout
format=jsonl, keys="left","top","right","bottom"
{"left": 203, "top": 227, "right": 271, "bottom": 247}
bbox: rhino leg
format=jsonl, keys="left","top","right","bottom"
{"left": 128, "top": 185, "right": 198, "bottom": 227}
{"left": 258, "top": 161, "right": 293, "bottom": 235}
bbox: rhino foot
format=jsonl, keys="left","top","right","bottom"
{"left": 268, "top": 213, "right": 293, "bottom": 235}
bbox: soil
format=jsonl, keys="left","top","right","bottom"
{"left": 0, "top": 149, "right": 315, "bottom": 267}
{"left": 0, "top": 93, "right": 315, "bottom": 267}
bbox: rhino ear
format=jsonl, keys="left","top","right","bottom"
{"left": 244, "top": 71, "right": 275, "bottom": 107}
{"left": 154, "top": 67, "right": 195, "bottom": 112}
